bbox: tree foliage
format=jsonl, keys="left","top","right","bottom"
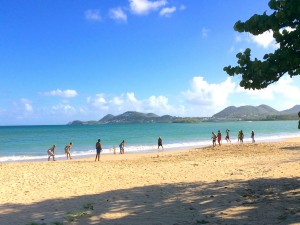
{"left": 224, "top": 0, "right": 300, "bottom": 90}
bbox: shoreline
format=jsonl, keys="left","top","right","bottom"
{"left": 2, "top": 134, "right": 300, "bottom": 164}
{"left": 0, "top": 138, "right": 300, "bottom": 224}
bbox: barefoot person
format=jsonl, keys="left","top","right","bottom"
{"left": 119, "top": 140, "right": 125, "bottom": 154}
{"left": 95, "top": 139, "right": 102, "bottom": 161}
{"left": 239, "top": 130, "right": 244, "bottom": 144}
{"left": 225, "top": 129, "right": 231, "bottom": 143}
{"left": 47, "top": 145, "right": 56, "bottom": 161}
{"left": 65, "top": 142, "right": 73, "bottom": 160}
{"left": 211, "top": 132, "right": 217, "bottom": 147}
{"left": 217, "top": 130, "right": 222, "bottom": 146}
{"left": 158, "top": 136, "right": 163, "bottom": 149}
{"left": 251, "top": 130, "right": 255, "bottom": 143}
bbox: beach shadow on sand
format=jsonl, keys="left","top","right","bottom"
{"left": 280, "top": 146, "right": 300, "bottom": 151}
{"left": 1, "top": 178, "right": 300, "bottom": 225}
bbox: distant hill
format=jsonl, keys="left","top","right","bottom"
{"left": 212, "top": 104, "right": 299, "bottom": 121}
{"left": 68, "top": 111, "right": 203, "bottom": 125}
{"left": 280, "top": 105, "right": 300, "bottom": 114}
{"left": 67, "top": 105, "right": 300, "bottom": 125}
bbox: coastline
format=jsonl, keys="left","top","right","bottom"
{"left": 2, "top": 133, "right": 300, "bottom": 163}
{"left": 0, "top": 138, "right": 300, "bottom": 224}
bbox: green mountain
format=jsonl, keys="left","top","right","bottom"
{"left": 67, "top": 105, "right": 300, "bottom": 125}
{"left": 212, "top": 104, "right": 299, "bottom": 121}
{"left": 68, "top": 111, "right": 203, "bottom": 125}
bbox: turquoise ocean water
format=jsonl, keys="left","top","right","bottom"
{"left": 0, "top": 121, "right": 299, "bottom": 162}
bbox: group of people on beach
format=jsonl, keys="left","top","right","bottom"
{"left": 211, "top": 129, "right": 255, "bottom": 147}
{"left": 47, "top": 142, "right": 73, "bottom": 161}
{"left": 47, "top": 137, "right": 164, "bottom": 161}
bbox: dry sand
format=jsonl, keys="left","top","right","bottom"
{"left": 0, "top": 139, "right": 300, "bottom": 225}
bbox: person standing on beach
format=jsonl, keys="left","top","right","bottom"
{"left": 119, "top": 140, "right": 125, "bottom": 154}
{"left": 211, "top": 132, "right": 217, "bottom": 147}
{"left": 158, "top": 136, "right": 163, "bottom": 149}
{"left": 225, "top": 129, "right": 231, "bottom": 143}
{"left": 65, "top": 142, "right": 73, "bottom": 160}
{"left": 251, "top": 130, "right": 255, "bottom": 143}
{"left": 240, "top": 130, "right": 244, "bottom": 143}
{"left": 95, "top": 139, "right": 102, "bottom": 161}
{"left": 217, "top": 130, "right": 222, "bottom": 146}
{"left": 47, "top": 144, "right": 56, "bottom": 161}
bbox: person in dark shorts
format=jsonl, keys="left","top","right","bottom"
{"left": 211, "top": 132, "right": 217, "bottom": 147}
{"left": 95, "top": 139, "right": 102, "bottom": 161}
{"left": 158, "top": 136, "right": 163, "bottom": 149}
{"left": 119, "top": 140, "right": 125, "bottom": 154}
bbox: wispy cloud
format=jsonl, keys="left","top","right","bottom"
{"left": 50, "top": 104, "right": 76, "bottom": 115}
{"left": 202, "top": 27, "right": 210, "bottom": 38}
{"left": 179, "top": 5, "right": 186, "bottom": 11}
{"left": 109, "top": 7, "right": 127, "bottom": 22}
{"left": 43, "top": 89, "right": 78, "bottom": 98}
{"left": 160, "top": 6, "right": 176, "bottom": 17}
{"left": 20, "top": 98, "right": 33, "bottom": 112}
{"left": 85, "top": 9, "right": 102, "bottom": 21}
{"left": 129, "top": 0, "right": 167, "bottom": 15}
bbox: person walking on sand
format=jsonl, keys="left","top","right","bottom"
{"left": 119, "top": 140, "right": 125, "bottom": 154}
{"left": 95, "top": 139, "right": 102, "bottom": 161}
{"left": 65, "top": 142, "right": 73, "bottom": 160}
{"left": 47, "top": 144, "right": 56, "bottom": 161}
{"left": 211, "top": 132, "right": 217, "bottom": 147}
{"left": 217, "top": 130, "right": 222, "bottom": 146}
{"left": 158, "top": 136, "right": 163, "bottom": 149}
{"left": 225, "top": 129, "right": 231, "bottom": 143}
{"left": 251, "top": 130, "right": 255, "bottom": 143}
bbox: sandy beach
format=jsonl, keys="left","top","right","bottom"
{"left": 0, "top": 139, "right": 300, "bottom": 225}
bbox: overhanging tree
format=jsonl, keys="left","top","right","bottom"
{"left": 224, "top": 0, "right": 300, "bottom": 128}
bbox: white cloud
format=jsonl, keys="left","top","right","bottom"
{"left": 86, "top": 92, "right": 178, "bottom": 116}
{"left": 88, "top": 94, "right": 108, "bottom": 110}
{"left": 129, "top": 0, "right": 167, "bottom": 15}
{"left": 85, "top": 9, "right": 102, "bottom": 21}
{"left": 109, "top": 7, "right": 127, "bottom": 22}
{"left": 43, "top": 89, "right": 78, "bottom": 98}
{"left": 110, "top": 96, "right": 124, "bottom": 106}
{"left": 51, "top": 104, "right": 76, "bottom": 115}
{"left": 20, "top": 98, "right": 33, "bottom": 112}
{"left": 182, "top": 76, "right": 236, "bottom": 109}
{"left": 272, "top": 76, "right": 300, "bottom": 100}
{"left": 249, "top": 30, "right": 278, "bottom": 49}
{"left": 240, "top": 27, "right": 294, "bottom": 49}
{"left": 160, "top": 6, "right": 176, "bottom": 17}
{"left": 236, "top": 75, "right": 300, "bottom": 102}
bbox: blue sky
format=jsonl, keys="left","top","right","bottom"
{"left": 1, "top": 0, "right": 300, "bottom": 125}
